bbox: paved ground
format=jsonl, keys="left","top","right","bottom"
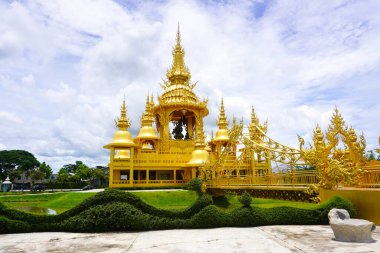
{"left": 0, "top": 226, "right": 379, "bottom": 253}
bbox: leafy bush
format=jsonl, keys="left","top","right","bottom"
{"left": 238, "top": 191, "right": 252, "bottom": 207}
{"left": 184, "top": 178, "right": 204, "bottom": 195}
{"left": 187, "top": 205, "right": 230, "bottom": 228}
{"left": 212, "top": 195, "right": 230, "bottom": 208}
{"left": 0, "top": 216, "right": 32, "bottom": 233}
{"left": 317, "top": 195, "right": 356, "bottom": 224}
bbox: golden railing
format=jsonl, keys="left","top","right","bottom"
{"left": 207, "top": 171, "right": 318, "bottom": 188}
{"left": 207, "top": 167, "right": 380, "bottom": 189}
{"left": 358, "top": 167, "right": 380, "bottom": 187}
{"left": 112, "top": 180, "right": 187, "bottom": 186}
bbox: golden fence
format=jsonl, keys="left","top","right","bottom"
{"left": 358, "top": 166, "right": 380, "bottom": 187}
{"left": 207, "top": 167, "right": 380, "bottom": 189}
{"left": 207, "top": 171, "right": 318, "bottom": 188}
{"left": 112, "top": 180, "right": 186, "bottom": 187}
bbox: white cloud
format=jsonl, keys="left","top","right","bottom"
{"left": 0, "top": 0, "right": 379, "bottom": 171}
{"left": 41, "top": 82, "right": 76, "bottom": 103}
{"left": 0, "top": 111, "right": 23, "bottom": 124}
{"left": 21, "top": 74, "right": 35, "bottom": 87}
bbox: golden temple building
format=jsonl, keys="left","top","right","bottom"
{"left": 104, "top": 27, "right": 270, "bottom": 188}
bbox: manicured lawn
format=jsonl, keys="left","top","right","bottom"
{"left": 0, "top": 192, "right": 96, "bottom": 214}
{"left": 225, "top": 195, "right": 318, "bottom": 210}
{"left": 131, "top": 190, "right": 198, "bottom": 210}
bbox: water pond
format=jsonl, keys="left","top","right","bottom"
{"left": 15, "top": 206, "right": 57, "bottom": 215}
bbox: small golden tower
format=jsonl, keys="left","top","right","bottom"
{"left": 136, "top": 95, "right": 158, "bottom": 149}
{"left": 214, "top": 98, "right": 230, "bottom": 143}
{"left": 104, "top": 98, "right": 136, "bottom": 159}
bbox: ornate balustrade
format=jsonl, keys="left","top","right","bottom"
{"left": 206, "top": 171, "right": 318, "bottom": 188}
{"left": 112, "top": 180, "right": 187, "bottom": 187}
{"left": 359, "top": 166, "right": 380, "bottom": 187}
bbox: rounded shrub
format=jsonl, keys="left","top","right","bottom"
{"left": 184, "top": 178, "right": 205, "bottom": 195}
{"left": 238, "top": 191, "right": 252, "bottom": 207}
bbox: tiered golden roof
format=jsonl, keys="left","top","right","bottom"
{"left": 214, "top": 98, "right": 230, "bottom": 143}
{"left": 155, "top": 26, "right": 208, "bottom": 113}
{"left": 104, "top": 98, "right": 136, "bottom": 149}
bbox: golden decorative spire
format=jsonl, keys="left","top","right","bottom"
{"left": 329, "top": 107, "right": 346, "bottom": 133}
{"left": 166, "top": 24, "right": 191, "bottom": 85}
{"left": 141, "top": 94, "right": 153, "bottom": 125}
{"left": 251, "top": 106, "right": 258, "bottom": 126}
{"left": 214, "top": 98, "right": 230, "bottom": 143}
{"left": 136, "top": 94, "right": 158, "bottom": 140}
{"left": 217, "top": 98, "right": 228, "bottom": 129}
{"left": 116, "top": 97, "right": 131, "bottom": 130}
{"left": 104, "top": 98, "right": 135, "bottom": 149}
{"left": 313, "top": 124, "right": 325, "bottom": 147}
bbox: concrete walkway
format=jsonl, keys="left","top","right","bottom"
{"left": 0, "top": 226, "right": 379, "bottom": 253}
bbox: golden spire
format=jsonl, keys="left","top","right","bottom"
{"left": 329, "top": 107, "right": 346, "bottom": 133}
{"left": 136, "top": 94, "right": 158, "bottom": 140}
{"left": 217, "top": 98, "right": 228, "bottom": 129}
{"left": 116, "top": 97, "right": 131, "bottom": 130}
{"left": 251, "top": 106, "right": 258, "bottom": 126}
{"left": 214, "top": 98, "right": 230, "bottom": 143}
{"left": 141, "top": 94, "right": 153, "bottom": 125}
{"left": 166, "top": 24, "right": 191, "bottom": 85}
{"left": 104, "top": 98, "right": 135, "bottom": 149}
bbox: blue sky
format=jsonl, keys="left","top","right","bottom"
{"left": 0, "top": 0, "right": 379, "bottom": 171}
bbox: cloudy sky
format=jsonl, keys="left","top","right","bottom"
{"left": 1, "top": 0, "right": 380, "bottom": 171}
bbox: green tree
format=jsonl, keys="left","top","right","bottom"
{"left": 57, "top": 168, "right": 71, "bottom": 182}
{"left": 30, "top": 169, "right": 45, "bottom": 184}
{"left": 92, "top": 167, "right": 106, "bottom": 179}
{"left": 366, "top": 150, "right": 376, "bottom": 160}
{"left": 29, "top": 162, "right": 53, "bottom": 185}
{"left": 0, "top": 150, "right": 40, "bottom": 180}
{"left": 74, "top": 164, "right": 92, "bottom": 181}
{"left": 38, "top": 162, "right": 53, "bottom": 179}
{"left": 61, "top": 161, "right": 84, "bottom": 174}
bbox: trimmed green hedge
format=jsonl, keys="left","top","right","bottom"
{"left": 0, "top": 190, "right": 355, "bottom": 233}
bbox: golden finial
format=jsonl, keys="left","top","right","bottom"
{"left": 251, "top": 106, "right": 258, "bottom": 125}
{"left": 217, "top": 97, "right": 228, "bottom": 129}
{"left": 176, "top": 22, "right": 181, "bottom": 46}
{"left": 165, "top": 24, "right": 191, "bottom": 85}
{"left": 150, "top": 94, "right": 154, "bottom": 106}
{"left": 116, "top": 98, "right": 131, "bottom": 130}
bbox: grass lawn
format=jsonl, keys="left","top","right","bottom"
{"left": 0, "top": 190, "right": 319, "bottom": 215}
{"left": 131, "top": 190, "right": 198, "bottom": 210}
{"left": 0, "top": 192, "right": 96, "bottom": 214}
